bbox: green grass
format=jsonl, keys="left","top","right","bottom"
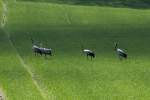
{"left": 0, "top": 29, "right": 45, "bottom": 99}
{"left": 0, "top": 1, "right": 46, "bottom": 99}
{"left": 3, "top": 1, "right": 150, "bottom": 100}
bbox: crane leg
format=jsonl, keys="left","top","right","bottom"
{"left": 87, "top": 55, "right": 88, "bottom": 60}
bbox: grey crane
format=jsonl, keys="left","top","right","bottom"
{"left": 114, "top": 43, "right": 127, "bottom": 60}
{"left": 82, "top": 47, "right": 95, "bottom": 60}
{"left": 31, "top": 39, "right": 52, "bottom": 57}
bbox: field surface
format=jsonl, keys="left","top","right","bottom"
{"left": 1, "top": 0, "right": 150, "bottom": 100}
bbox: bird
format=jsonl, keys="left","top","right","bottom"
{"left": 114, "top": 43, "right": 127, "bottom": 60}
{"left": 40, "top": 47, "right": 52, "bottom": 56}
{"left": 31, "top": 39, "right": 42, "bottom": 56}
{"left": 82, "top": 48, "right": 95, "bottom": 60}
{"left": 31, "top": 39, "right": 52, "bottom": 56}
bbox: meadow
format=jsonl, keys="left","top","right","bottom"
{"left": 1, "top": 0, "right": 150, "bottom": 100}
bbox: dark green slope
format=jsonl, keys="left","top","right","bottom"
{"left": 16, "top": 0, "right": 150, "bottom": 8}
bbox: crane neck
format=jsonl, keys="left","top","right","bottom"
{"left": 115, "top": 44, "right": 118, "bottom": 50}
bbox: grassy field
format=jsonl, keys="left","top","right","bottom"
{"left": 1, "top": 1, "right": 150, "bottom": 100}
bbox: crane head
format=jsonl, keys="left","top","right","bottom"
{"left": 31, "top": 38, "right": 34, "bottom": 45}
{"left": 114, "top": 42, "right": 118, "bottom": 50}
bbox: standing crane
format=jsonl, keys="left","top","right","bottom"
{"left": 31, "top": 39, "right": 52, "bottom": 57}
{"left": 114, "top": 43, "right": 127, "bottom": 60}
{"left": 82, "top": 48, "right": 95, "bottom": 60}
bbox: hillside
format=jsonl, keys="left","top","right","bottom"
{"left": 16, "top": 0, "right": 150, "bottom": 8}
{"left": 1, "top": 1, "right": 150, "bottom": 100}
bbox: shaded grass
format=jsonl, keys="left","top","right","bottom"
{"left": 13, "top": 0, "right": 150, "bottom": 8}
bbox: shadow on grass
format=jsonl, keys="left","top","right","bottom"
{"left": 16, "top": 0, "right": 150, "bottom": 9}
